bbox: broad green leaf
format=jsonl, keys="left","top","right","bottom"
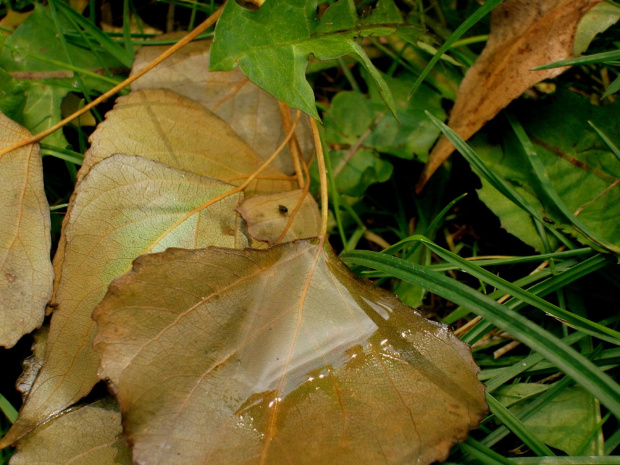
{"left": 324, "top": 72, "right": 445, "bottom": 160}
{"left": 237, "top": 189, "right": 321, "bottom": 245}
{"left": 9, "top": 398, "right": 131, "bottom": 465}
{"left": 496, "top": 385, "right": 604, "bottom": 455}
{"left": 419, "top": 0, "right": 604, "bottom": 190}
{"left": 130, "top": 39, "right": 314, "bottom": 175}
{"left": 472, "top": 90, "right": 620, "bottom": 252}
{"left": 0, "top": 155, "right": 247, "bottom": 447}
{"left": 93, "top": 240, "right": 487, "bottom": 465}
{"left": 0, "top": 3, "right": 122, "bottom": 147}
{"left": 0, "top": 113, "right": 52, "bottom": 348}
{"left": 82, "top": 89, "right": 294, "bottom": 195}
{"left": 573, "top": 2, "right": 620, "bottom": 55}
{"left": 317, "top": 148, "right": 393, "bottom": 198}
{"left": 210, "top": 0, "right": 399, "bottom": 119}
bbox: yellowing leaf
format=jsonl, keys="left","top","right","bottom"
{"left": 0, "top": 112, "right": 52, "bottom": 348}
{"left": 93, "top": 240, "right": 486, "bottom": 465}
{"left": 0, "top": 155, "right": 247, "bottom": 447}
{"left": 9, "top": 398, "right": 131, "bottom": 465}
{"left": 418, "top": 0, "right": 603, "bottom": 190}
{"left": 131, "top": 39, "right": 314, "bottom": 175}
{"left": 237, "top": 189, "right": 321, "bottom": 245}
{"left": 83, "top": 89, "right": 295, "bottom": 194}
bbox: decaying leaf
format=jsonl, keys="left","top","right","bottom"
{"left": 0, "top": 112, "right": 52, "bottom": 348}
{"left": 9, "top": 397, "right": 131, "bottom": 465}
{"left": 82, "top": 89, "right": 294, "bottom": 195}
{"left": 93, "top": 240, "right": 486, "bottom": 465}
{"left": 0, "top": 155, "right": 247, "bottom": 447}
{"left": 418, "top": 0, "right": 603, "bottom": 191}
{"left": 131, "top": 39, "right": 314, "bottom": 175}
{"left": 16, "top": 324, "right": 48, "bottom": 401}
{"left": 237, "top": 189, "right": 321, "bottom": 245}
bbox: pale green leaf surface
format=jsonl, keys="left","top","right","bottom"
{"left": 0, "top": 155, "right": 247, "bottom": 447}
{"left": 574, "top": 2, "right": 620, "bottom": 55}
{"left": 312, "top": 148, "right": 393, "bottom": 197}
{"left": 496, "top": 385, "right": 603, "bottom": 455}
{"left": 93, "top": 240, "right": 487, "bottom": 465}
{"left": 472, "top": 90, "right": 620, "bottom": 252}
{"left": 324, "top": 72, "right": 444, "bottom": 160}
{"left": 9, "top": 398, "right": 131, "bottom": 465}
{"left": 0, "top": 113, "right": 52, "bottom": 348}
{"left": 210, "top": 0, "right": 399, "bottom": 118}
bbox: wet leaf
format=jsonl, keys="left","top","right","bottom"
{"left": 237, "top": 189, "right": 321, "bottom": 245}
{"left": 472, "top": 90, "right": 620, "bottom": 252}
{"left": 82, "top": 89, "right": 294, "bottom": 195}
{"left": 0, "top": 155, "right": 247, "bottom": 446}
{"left": 210, "top": 0, "right": 399, "bottom": 119}
{"left": 9, "top": 398, "right": 131, "bottom": 465}
{"left": 0, "top": 112, "right": 52, "bottom": 348}
{"left": 93, "top": 240, "right": 486, "bottom": 465}
{"left": 419, "top": 0, "right": 604, "bottom": 190}
{"left": 131, "top": 38, "right": 314, "bottom": 175}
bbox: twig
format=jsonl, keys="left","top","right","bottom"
{"left": 309, "top": 116, "right": 328, "bottom": 239}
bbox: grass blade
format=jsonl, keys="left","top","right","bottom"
{"left": 486, "top": 393, "right": 556, "bottom": 457}
{"left": 408, "top": 0, "right": 503, "bottom": 97}
{"left": 341, "top": 250, "right": 620, "bottom": 418}
{"left": 532, "top": 49, "right": 620, "bottom": 70}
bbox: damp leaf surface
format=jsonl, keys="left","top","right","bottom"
{"left": 0, "top": 155, "right": 247, "bottom": 446}
{"left": 93, "top": 240, "right": 487, "bottom": 465}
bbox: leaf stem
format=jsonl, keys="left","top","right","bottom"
{"left": 0, "top": 2, "right": 226, "bottom": 158}
{"left": 309, "top": 116, "right": 329, "bottom": 239}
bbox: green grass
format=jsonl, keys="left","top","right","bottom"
{"left": 1, "top": 0, "right": 619, "bottom": 464}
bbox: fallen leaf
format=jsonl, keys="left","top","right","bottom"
{"left": 0, "top": 112, "right": 52, "bottom": 348}
{"left": 210, "top": 0, "right": 400, "bottom": 118}
{"left": 0, "top": 155, "right": 247, "bottom": 446}
{"left": 93, "top": 240, "right": 486, "bottom": 465}
{"left": 9, "top": 398, "right": 131, "bottom": 465}
{"left": 131, "top": 38, "right": 314, "bottom": 175}
{"left": 418, "top": 0, "right": 603, "bottom": 191}
{"left": 16, "top": 325, "right": 48, "bottom": 400}
{"left": 82, "top": 89, "right": 295, "bottom": 195}
{"left": 237, "top": 189, "right": 321, "bottom": 245}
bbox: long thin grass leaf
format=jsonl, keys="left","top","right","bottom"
{"left": 589, "top": 121, "right": 620, "bottom": 162}
{"left": 408, "top": 0, "right": 503, "bottom": 97}
{"left": 486, "top": 393, "right": 556, "bottom": 456}
{"left": 459, "top": 437, "right": 513, "bottom": 465}
{"left": 341, "top": 250, "right": 620, "bottom": 418}
{"left": 425, "top": 111, "right": 574, "bottom": 249}
{"left": 532, "top": 50, "right": 620, "bottom": 70}
{"left": 507, "top": 113, "right": 620, "bottom": 254}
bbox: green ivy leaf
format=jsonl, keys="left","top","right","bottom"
{"left": 211, "top": 0, "right": 400, "bottom": 118}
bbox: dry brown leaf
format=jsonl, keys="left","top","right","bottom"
{"left": 9, "top": 397, "right": 131, "bottom": 465}
{"left": 16, "top": 325, "right": 48, "bottom": 401}
{"left": 0, "top": 155, "right": 247, "bottom": 447}
{"left": 93, "top": 240, "right": 486, "bottom": 465}
{"left": 131, "top": 39, "right": 313, "bottom": 175}
{"left": 82, "top": 89, "right": 295, "bottom": 195}
{"left": 0, "top": 113, "right": 53, "bottom": 348}
{"left": 418, "top": 0, "right": 603, "bottom": 191}
{"left": 237, "top": 189, "right": 321, "bottom": 245}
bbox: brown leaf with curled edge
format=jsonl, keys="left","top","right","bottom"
{"left": 82, "top": 89, "right": 295, "bottom": 195}
{"left": 0, "top": 155, "right": 248, "bottom": 447}
{"left": 417, "top": 0, "right": 603, "bottom": 192}
{"left": 237, "top": 189, "right": 321, "bottom": 245}
{"left": 9, "top": 397, "right": 131, "bottom": 465}
{"left": 0, "top": 112, "right": 53, "bottom": 348}
{"left": 93, "top": 240, "right": 486, "bottom": 465}
{"left": 131, "top": 39, "right": 313, "bottom": 175}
